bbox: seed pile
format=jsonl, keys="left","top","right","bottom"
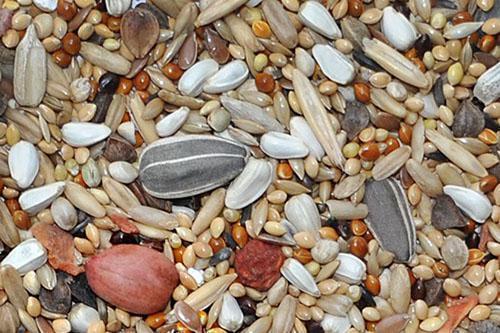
{"left": 0, "top": 0, "right": 498, "bottom": 331}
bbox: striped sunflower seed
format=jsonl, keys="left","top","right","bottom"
{"left": 139, "top": 135, "right": 248, "bottom": 199}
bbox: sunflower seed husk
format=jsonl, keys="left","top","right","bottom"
{"left": 225, "top": 158, "right": 272, "bottom": 209}
{"left": 261, "top": 0, "right": 298, "bottom": 49}
{"left": 289, "top": 116, "right": 324, "bottom": 160}
{"left": 381, "top": 7, "right": 418, "bottom": 51}
{"left": 218, "top": 293, "right": 243, "bottom": 332}
{"left": 270, "top": 295, "right": 296, "bottom": 333}
{"left": 220, "top": 96, "right": 284, "bottom": 133}
{"left": 284, "top": 193, "right": 321, "bottom": 234}
{"left": 202, "top": 60, "right": 248, "bottom": 94}
{"left": 106, "top": 0, "right": 131, "bottom": 17}
{"left": 298, "top": 1, "right": 342, "bottom": 39}
{"left": 13, "top": 24, "right": 47, "bottom": 107}
{"left": 372, "top": 146, "right": 411, "bottom": 181}
{"left": 0, "top": 238, "right": 47, "bottom": 275}
{"left": 292, "top": 69, "right": 345, "bottom": 169}
{"left": 260, "top": 132, "right": 309, "bottom": 159}
{"left": 405, "top": 159, "right": 443, "bottom": 197}
{"left": 121, "top": 8, "right": 159, "bottom": 59}
{"left": 364, "top": 178, "right": 416, "bottom": 263}
{"left": 18, "top": 181, "right": 65, "bottom": 215}
{"left": 332, "top": 253, "right": 366, "bottom": 284}
{"left": 8, "top": 140, "right": 39, "bottom": 189}
{"left": 61, "top": 123, "right": 112, "bottom": 148}
{"left": 79, "top": 42, "right": 131, "bottom": 75}
{"left": 312, "top": 44, "right": 355, "bottom": 85}
{"left": 362, "top": 38, "right": 428, "bottom": 88}
{"left": 425, "top": 129, "right": 488, "bottom": 177}
{"left": 139, "top": 135, "right": 247, "bottom": 199}
{"left": 473, "top": 62, "right": 500, "bottom": 105}
{"left": 443, "top": 185, "right": 492, "bottom": 223}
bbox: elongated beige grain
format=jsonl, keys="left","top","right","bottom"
{"left": 370, "top": 88, "right": 407, "bottom": 119}
{"left": 192, "top": 188, "right": 226, "bottom": 235}
{"left": 104, "top": 94, "right": 126, "bottom": 132}
{"left": 372, "top": 146, "right": 411, "bottom": 181}
{"left": 405, "top": 159, "right": 443, "bottom": 197}
{"left": 292, "top": 69, "right": 345, "bottom": 169}
{"left": 128, "top": 93, "right": 159, "bottom": 144}
{"left": 411, "top": 117, "right": 425, "bottom": 163}
{"left": 101, "top": 176, "right": 140, "bottom": 212}
{"left": 363, "top": 38, "right": 428, "bottom": 88}
{"left": 184, "top": 273, "right": 237, "bottom": 311}
{"left": 79, "top": 42, "right": 131, "bottom": 75}
{"left": 64, "top": 181, "right": 106, "bottom": 218}
{"left": 425, "top": 129, "right": 487, "bottom": 177}
{"left": 196, "top": 0, "right": 248, "bottom": 26}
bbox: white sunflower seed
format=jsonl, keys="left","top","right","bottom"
{"left": 280, "top": 258, "right": 320, "bottom": 297}
{"left": 260, "top": 131, "right": 309, "bottom": 159}
{"left": 108, "top": 161, "right": 138, "bottom": 184}
{"left": 9, "top": 140, "right": 39, "bottom": 189}
{"left": 312, "top": 44, "right": 355, "bottom": 85}
{"left": 225, "top": 157, "right": 273, "bottom": 209}
{"left": 218, "top": 293, "right": 244, "bottom": 332}
{"left": 284, "top": 193, "right": 321, "bottom": 233}
{"left": 290, "top": 116, "right": 325, "bottom": 161}
{"left": 18, "top": 181, "right": 65, "bottom": 215}
{"left": 443, "top": 185, "right": 492, "bottom": 223}
{"left": 334, "top": 253, "right": 366, "bottom": 284}
{"left": 203, "top": 60, "right": 249, "bottom": 94}
{"left": 0, "top": 238, "right": 47, "bottom": 275}
{"left": 179, "top": 59, "right": 219, "bottom": 96}
{"left": 381, "top": 7, "right": 418, "bottom": 51}
{"left": 298, "top": 1, "right": 342, "bottom": 39}
{"left": 61, "top": 123, "right": 112, "bottom": 147}
{"left": 473, "top": 62, "right": 500, "bottom": 105}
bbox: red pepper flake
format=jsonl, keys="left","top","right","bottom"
{"left": 109, "top": 214, "right": 140, "bottom": 234}
{"left": 31, "top": 223, "right": 84, "bottom": 276}
{"left": 234, "top": 239, "right": 285, "bottom": 291}
{"left": 437, "top": 295, "right": 479, "bottom": 333}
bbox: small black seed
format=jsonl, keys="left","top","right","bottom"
{"left": 209, "top": 247, "right": 232, "bottom": 266}
{"left": 357, "top": 286, "right": 376, "bottom": 309}
{"left": 411, "top": 278, "right": 426, "bottom": 300}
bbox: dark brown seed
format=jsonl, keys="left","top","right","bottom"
{"left": 423, "top": 278, "right": 444, "bottom": 306}
{"left": 452, "top": 100, "right": 485, "bottom": 137}
{"left": 203, "top": 28, "right": 230, "bottom": 64}
{"left": 342, "top": 100, "right": 370, "bottom": 140}
{"left": 121, "top": 8, "right": 160, "bottom": 58}
{"left": 39, "top": 272, "right": 72, "bottom": 314}
{"left": 372, "top": 112, "right": 401, "bottom": 131}
{"left": 431, "top": 195, "right": 468, "bottom": 230}
{"left": 411, "top": 278, "right": 426, "bottom": 300}
{"left": 103, "top": 135, "right": 138, "bottom": 163}
{"left": 178, "top": 32, "right": 198, "bottom": 70}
